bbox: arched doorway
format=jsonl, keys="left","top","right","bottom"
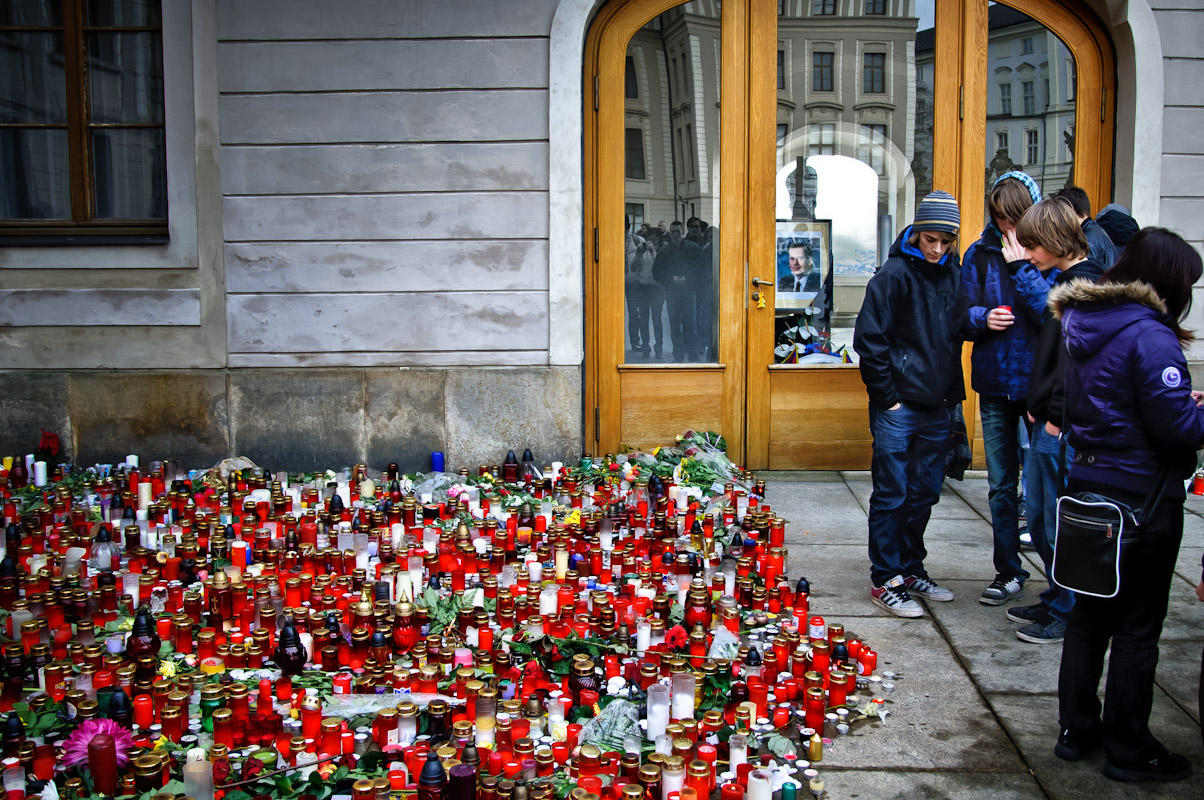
{"left": 584, "top": 0, "right": 1114, "bottom": 469}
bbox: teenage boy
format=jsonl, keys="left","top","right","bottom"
{"left": 1008, "top": 197, "right": 1106, "bottom": 643}
{"left": 855, "top": 191, "right": 965, "bottom": 618}
{"left": 1054, "top": 186, "right": 1117, "bottom": 267}
{"left": 961, "top": 171, "right": 1044, "bottom": 607}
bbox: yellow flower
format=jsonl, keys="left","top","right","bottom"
{"left": 565, "top": 510, "right": 582, "bottom": 526}
{"left": 157, "top": 660, "right": 176, "bottom": 678}
{"left": 152, "top": 735, "right": 170, "bottom": 750}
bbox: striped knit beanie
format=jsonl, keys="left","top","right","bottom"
{"left": 913, "top": 190, "right": 960, "bottom": 234}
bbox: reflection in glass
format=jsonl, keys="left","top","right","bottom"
{"left": 0, "top": 31, "right": 67, "bottom": 124}
{"left": 0, "top": 1, "right": 62, "bottom": 26}
{"left": 91, "top": 128, "right": 167, "bottom": 219}
{"left": 623, "top": 2, "right": 720, "bottom": 364}
{"left": 980, "top": 5, "right": 1076, "bottom": 207}
{"left": 772, "top": 0, "right": 936, "bottom": 366}
{"left": 87, "top": 32, "right": 164, "bottom": 124}
{"left": 0, "top": 128, "right": 71, "bottom": 220}
{"left": 87, "top": 0, "right": 162, "bottom": 28}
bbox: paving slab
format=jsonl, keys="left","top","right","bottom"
{"left": 909, "top": 516, "right": 995, "bottom": 544}
{"left": 924, "top": 579, "right": 1062, "bottom": 695}
{"left": 806, "top": 617, "right": 1027, "bottom": 772}
{"left": 813, "top": 769, "right": 1045, "bottom": 799}
{"left": 946, "top": 477, "right": 994, "bottom": 521}
{"left": 987, "top": 691, "right": 1204, "bottom": 799}
{"left": 844, "top": 479, "right": 983, "bottom": 520}
{"left": 1155, "top": 639, "right": 1203, "bottom": 725}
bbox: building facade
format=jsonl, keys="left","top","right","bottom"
{"left": 1, "top": 0, "right": 1202, "bottom": 471}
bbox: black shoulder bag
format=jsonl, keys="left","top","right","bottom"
{"left": 1052, "top": 361, "right": 1171, "bottom": 598}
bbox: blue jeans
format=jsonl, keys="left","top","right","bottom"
{"left": 980, "top": 396, "right": 1032, "bottom": 583}
{"left": 867, "top": 402, "right": 951, "bottom": 586}
{"left": 1025, "top": 422, "right": 1075, "bottom": 621}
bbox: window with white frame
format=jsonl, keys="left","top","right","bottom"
{"left": 808, "top": 122, "right": 836, "bottom": 156}
{"left": 1022, "top": 80, "right": 1035, "bottom": 115}
{"left": 999, "top": 83, "right": 1012, "bottom": 115}
{"left": 857, "top": 124, "right": 887, "bottom": 175}
{"left": 1025, "top": 129, "right": 1039, "bottom": 164}
{"left": 995, "top": 130, "right": 1009, "bottom": 158}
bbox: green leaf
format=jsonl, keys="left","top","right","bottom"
{"left": 332, "top": 765, "right": 350, "bottom": 783}
{"left": 764, "top": 732, "right": 797, "bottom": 758}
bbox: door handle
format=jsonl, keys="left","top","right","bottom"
{"left": 751, "top": 277, "right": 773, "bottom": 287}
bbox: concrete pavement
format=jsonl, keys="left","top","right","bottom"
{"left": 765, "top": 470, "right": 1204, "bottom": 799}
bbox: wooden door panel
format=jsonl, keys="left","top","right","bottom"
{"left": 618, "top": 368, "right": 725, "bottom": 451}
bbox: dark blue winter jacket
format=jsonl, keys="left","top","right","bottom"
{"left": 1052, "top": 279, "right": 1204, "bottom": 498}
{"left": 961, "top": 225, "right": 1060, "bottom": 400}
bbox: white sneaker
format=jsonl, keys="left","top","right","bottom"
{"left": 871, "top": 575, "right": 925, "bottom": 617}
{"left": 906, "top": 574, "right": 955, "bottom": 602}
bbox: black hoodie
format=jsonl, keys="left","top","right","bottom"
{"left": 854, "top": 227, "right": 967, "bottom": 411}
{"left": 1026, "top": 256, "right": 1107, "bottom": 424}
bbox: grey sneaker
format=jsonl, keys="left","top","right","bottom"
{"left": 1006, "top": 602, "right": 1047, "bottom": 624}
{"left": 979, "top": 576, "right": 1024, "bottom": 605}
{"left": 905, "top": 574, "right": 954, "bottom": 602}
{"left": 1019, "top": 527, "right": 1034, "bottom": 550}
{"left": 871, "top": 576, "right": 925, "bottom": 618}
{"left": 1016, "top": 617, "right": 1066, "bottom": 643}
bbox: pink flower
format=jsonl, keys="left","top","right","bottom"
{"left": 60, "top": 718, "right": 135, "bottom": 769}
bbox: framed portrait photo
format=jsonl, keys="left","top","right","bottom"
{"left": 775, "top": 220, "right": 832, "bottom": 311}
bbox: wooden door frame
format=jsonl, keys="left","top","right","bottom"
{"left": 585, "top": 0, "right": 1115, "bottom": 466}
{"left": 585, "top": 0, "right": 752, "bottom": 458}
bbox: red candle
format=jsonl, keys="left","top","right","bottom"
{"left": 132, "top": 694, "right": 153, "bottom": 729}
{"left": 88, "top": 735, "right": 118, "bottom": 796}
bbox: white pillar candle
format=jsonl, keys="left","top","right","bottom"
{"left": 539, "top": 586, "right": 559, "bottom": 616}
{"left": 390, "top": 523, "right": 405, "bottom": 550}
{"left": 554, "top": 547, "right": 569, "bottom": 580}
{"left": 636, "top": 621, "right": 651, "bottom": 656}
{"left": 126, "top": 454, "right": 139, "bottom": 469}
{"left": 528, "top": 560, "right": 543, "bottom": 583}
{"left": 647, "top": 683, "right": 671, "bottom": 740}
{"left": 298, "top": 632, "right": 314, "bottom": 665}
{"left": 671, "top": 672, "right": 696, "bottom": 720}
{"left": 123, "top": 572, "right": 141, "bottom": 608}
{"left": 728, "top": 733, "right": 748, "bottom": 772}
{"left": 138, "top": 481, "right": 153, "bottom": 511}
{"left": 24, "top": 454, "right": 35, "bottom": 474}
{"left": 747, "top": 771, "right": 772, "bottom": 800}
{"left": 33, "top": 461, "right": 47, "bottom": 487}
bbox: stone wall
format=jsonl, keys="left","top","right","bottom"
{"left": 0, "top": 367, "right": 581, "bottom": 473}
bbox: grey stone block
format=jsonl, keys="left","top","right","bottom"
{"left": 0, "top": 289, "right": 201, "bottom": 327}
{"left": 924, "top": 579, "right": 1063, "bottom": 695}
{"left": 220, "top": 91, "right": 548, "bottom": 145}
{"left": 223, "top": 192, "right": 549, "bottom": 242}
{"left": 221, "top": 143, "right": 549, "bottom": 196}
{"left": 67, "top": 373, "right": 230, "bottom": 467}
{"left": 230, "top": 370, "right": 363, "bottom": 471}
{"left": 363, "top": 370, "right": 446, "bottom": 473}
{"left": 444, "top": 366, "right": 580, "bottom": 471}
{"left": 815, "top": 770, "right": 1044, "bottom": 799}
{"left": 225, "top": 240, "right": 549, "bottom": 294}
{"left": 216, "top": 0, "right": 559, "bottom": 40}
{"left": 0, "top": 373, "right": 72, "bottom": 464}
{"left": 813, "top": 617, "right": 1027, "bottom": 771}
{"left": 987, "top": 692, "right": 1204, "bottom": 799}
{"left": 217, "top": 39, "right": 549, "bottom": 92}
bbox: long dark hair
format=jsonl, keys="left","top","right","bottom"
{"left": 1101, "top": 227, "right": 1203, "bottom": 342}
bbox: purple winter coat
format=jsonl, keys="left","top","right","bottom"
{"left": 1051, "top": 279, "right": 1204, "bottom": 497}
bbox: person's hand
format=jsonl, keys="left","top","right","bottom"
{"left": 1026, "top": 412, "right": 1035, "bottom": 423}
{"left": 1002, "top": 230, "right": 1030, "bottom": 263}
{"left": 986, "top": 306, "right": 1015, "bottom": 331}
{"left": 1045, "top": 420, "right": 1060, "bottom": 436}
{"left": 1196, "top": 580, "right": 1204, "bottom": 602}
{"left": 1192, "top": 390, "right": 1204, "bottom": 408}
{"left": 887, "top": 403, "right": 902, "bottom": 411}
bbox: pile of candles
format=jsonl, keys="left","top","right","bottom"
{"left": 0, "top": 442, "right": 892, "bottom": 800}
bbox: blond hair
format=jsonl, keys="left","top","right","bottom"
{"left": 1016, "top": 198, "right": 1087, "bottom": 259}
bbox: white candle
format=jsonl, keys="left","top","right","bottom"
{"left": 636, "top": 621, "right": 651, "bottom": 656}
{"left": 539, "top": 586, "right": 559, "bottom": 616}
{"left": 528, "top": 560, "right": 543, "bottom": 583}
{"left": 138, "top": 481, "right": 153, "bottom": 511}
{"left": 24, "top": 454, "right": 35, "bottom": 474}
{"left": 747, "top": 771, "right": 772, "bottom": 800}
{"left": 647, "top": 683, "right": 670, "bottom": 739}
{"left": 554, "top": 547, "right": 569, "bottom": 580}
{"left": 33, "top": 461, "right": 47, "bottom": 487}
{"left": 728, "top": 733, "right": 748, "bottom": 772}
{"left": 126, "top": 454, "right": 139, "bottom": 469}
{"left": 671, "top": 672, "right": 696, "bottom": 720}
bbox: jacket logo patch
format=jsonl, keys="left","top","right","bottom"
{"left": 1162, "top": 366, "right": 1182, "bottom": 388}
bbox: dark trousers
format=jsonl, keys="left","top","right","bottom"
{"left": 980, "top": 396, "right": 1032, "bottom": 582}
{"left": 666, "top": 290, "right": 696, "bottom": 360}
{"left": 625, "top": 285, "right": 646, "bottom": 350}
{"left": 1057, "top": 479, "right": 1184, "bottom": 765}
{"left": 866, "top": 402, "right": 951, "bottom": 586}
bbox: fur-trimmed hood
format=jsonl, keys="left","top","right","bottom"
{"left": 1052, "top": 279, "right": 1170, "bottom": 360}
{"left": 1048, "top": 278, "right": 1167, "bottom": 320}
